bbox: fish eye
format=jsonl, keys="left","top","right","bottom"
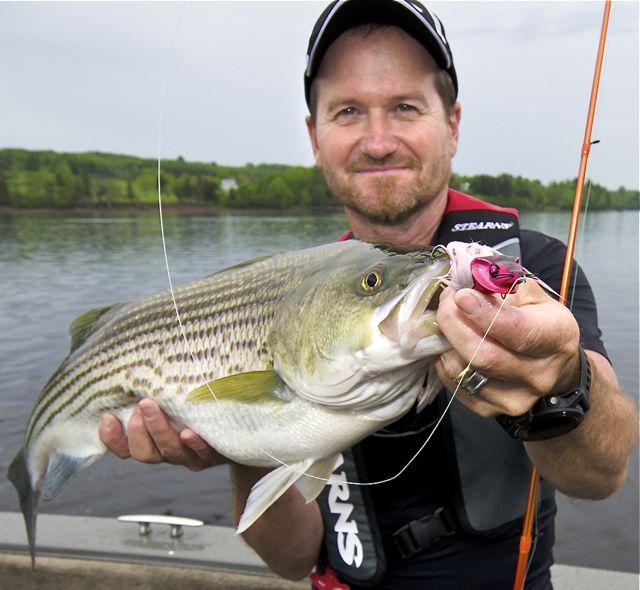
{"left": 362, "top": 270, "right": 383, "bottom": 292}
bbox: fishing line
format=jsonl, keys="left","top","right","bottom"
{"left": 156, "top": 2, "right": 222, "bottom": 407}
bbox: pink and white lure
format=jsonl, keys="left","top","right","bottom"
{"left": 439, "top": 242, "right": 552, "bottom": 298}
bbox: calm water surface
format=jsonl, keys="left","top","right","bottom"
{"left": 0, "top": 210, "right": 637, "bottom": 572}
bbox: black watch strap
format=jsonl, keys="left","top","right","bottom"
{"left": 497, "top": 346, "right": 591, "bottom": 441}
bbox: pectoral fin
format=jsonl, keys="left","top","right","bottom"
{"left": 186, "top": 370, "right": 287, "bottom": 404}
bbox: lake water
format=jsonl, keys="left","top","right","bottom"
{"left": 0, "top": 209, "right": 637, "bottom": 573}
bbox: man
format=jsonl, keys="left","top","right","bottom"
{"left": 99, "top": 1, "right": 637, "bottom": 588}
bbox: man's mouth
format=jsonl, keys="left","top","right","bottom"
{"left": 355, "top": 166, "right": 412, "bottom": 174}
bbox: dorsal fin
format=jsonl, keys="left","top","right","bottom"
{"left": 68, "top": 305, "right": 118, "bottom": 352}
{"left": 205, "top": 254, "right": 275, "bottom": 278}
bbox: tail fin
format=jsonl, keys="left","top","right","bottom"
{"left": 7, "top": 446, "right": 101, "bottom": 567}
{"left": 7, "top": 448, "right": 39, "bottom": 568}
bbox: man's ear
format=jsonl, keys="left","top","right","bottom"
{"left": 449, "top": 101, "right": 462, "bottom": 157}
{"left": 306, "top": 115, "right": 322, "bottom": 168}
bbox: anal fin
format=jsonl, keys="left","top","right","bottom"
{"left": 42, "top": 452, "right": 100, "bottom": 502}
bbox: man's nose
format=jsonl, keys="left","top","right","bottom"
{"left": 359, "top": 112, "right": 399, "bottom": 160}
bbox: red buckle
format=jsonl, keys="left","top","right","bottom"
{"left": 310, "top": 566, "right": 350, "bottom": 590}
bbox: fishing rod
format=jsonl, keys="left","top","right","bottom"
{"left": 512, "top": 2, "right": 612, "bottom": 589}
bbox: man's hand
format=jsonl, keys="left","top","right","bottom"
{"left": 435, "top": 278, "right": 638, "bottom": 499}
{"left": 99, "top": 398, "right": 227, "bottom": 471}
{"left": 435, "top": 279, "right": 581, "bottom": 417}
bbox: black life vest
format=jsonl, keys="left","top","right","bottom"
{"left": 315, "top": 189, "right": 553, "bottom": 587}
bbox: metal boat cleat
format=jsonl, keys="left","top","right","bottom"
{"left": 117, "top": 514, "right": 204, "bottom": 539}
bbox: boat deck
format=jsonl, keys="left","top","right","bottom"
{"left": 0, "top": 512, "right": 636, "bottom": 589}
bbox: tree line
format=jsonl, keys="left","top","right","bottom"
{"left": 0, "top": 149, "right": 637, "bottom": 210}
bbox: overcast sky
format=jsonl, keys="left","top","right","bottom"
{"left": 1, "top": 1, "right": 638, "bottom": 190}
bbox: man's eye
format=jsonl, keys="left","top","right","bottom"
{"left": 336, "top": 106, "right": 358, "bottom": 118}
{"left": 397, "top": 103, "right": 417, "bottom": 113}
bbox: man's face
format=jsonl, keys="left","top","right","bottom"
{"left": 307, "top": 26, "right": 460, "bottom": 225}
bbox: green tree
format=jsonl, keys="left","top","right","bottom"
{"left": 132, "top": 169, "right": 155, "bottom": 203}
{"left": 198, "top": 175, "right": 219, "bottom": 204}
{"left": 74, "top": 172, "right": 93, "bottom": 205}
{"left": 264, "top": 176, "right": 295, "bottom": 208}
{"left": 0, "top": 171, "right": 9, "bottom": 205}
{"left": 51, "top": 160, "right": 75, "bottom": 206}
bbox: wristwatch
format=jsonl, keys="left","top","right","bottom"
{"left": 496, "top": 347, "right": 591, "bottom": 441}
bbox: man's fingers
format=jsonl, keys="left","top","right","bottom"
{"left": 128, "top": 407, "right": 164, "bottom": 463}
{"left": 180, "top": 430, "right": 228, "bottom": 468}
{"left": 436, "top": 304, "right": 524, "bottom": 382}
{"left": 138, "top": 400, "right": 223, "bottom": 469}
{"left": 99, "top": 413, "right": 130, "bottom": 459}
{"left": 180, "top": 429, "right": 213, "bottom": 457}
{"left": 136, "top": 398, "right": 206, "bottom": 465}
{"left": 436, "top": 356, "right": 538, "bottom": 418}
{"left": 442, "top": 285, "right": 578, "bottom": 359}
{"left": 100, "top": 399, "right": 225, "bottom": 471}
{"left": 454, "top": 289, "right": 540, "bottom": 355}
{"left": 438, "top": 349, "right": 467, "bottom": 384}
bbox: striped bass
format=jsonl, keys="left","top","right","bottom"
{"left": 8, "top": 239, "right": 456, "bottom": 564}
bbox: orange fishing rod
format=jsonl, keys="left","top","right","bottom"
{"left": 512, "top": 2, "right": 612, "bottom": 589}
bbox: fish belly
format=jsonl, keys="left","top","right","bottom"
{"left": 160, "top": 396, "right": 380, "bottom": 467}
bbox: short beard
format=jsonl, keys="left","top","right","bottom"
{"left": 324, "top": 164, "right": 450, "bottom": 225}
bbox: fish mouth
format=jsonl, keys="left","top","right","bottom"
{"left": 378, "top": 258, "right": 450, "bottom": 347}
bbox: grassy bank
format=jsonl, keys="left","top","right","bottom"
{"left": 0, "top": 148, "right": 637, "bottom": 211}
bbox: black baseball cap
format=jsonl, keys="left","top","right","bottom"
{"left": 304, "top": 0, "right": 458, "bottom": 108}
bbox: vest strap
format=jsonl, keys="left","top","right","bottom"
{"left": 382, "top": 507, "right": 457, "bottom": 560}
{"left": 316, "top": 446, "right": 386, "bottom": 586}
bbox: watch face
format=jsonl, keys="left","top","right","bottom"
{"left": 497, "top": 398, "right": 587, "bottom": 441}
{"left": 497, "top": 347, "right": 591, "bottom": 441}
{"left": 516, "top": 410, "right": 585, "bottom": 441}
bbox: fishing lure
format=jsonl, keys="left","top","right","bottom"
{"left": 438, "top": 242, "right": 529, "bottom": 298}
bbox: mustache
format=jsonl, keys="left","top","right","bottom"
{"left": 346, "top": 156, "right": 420, "bottom": 173}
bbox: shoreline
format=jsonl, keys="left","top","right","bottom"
{"left": 1, "top": 205, "right": 637, "bottom": 215}
{"left": 0, "top": 204, "right": 345, "bottom": 216}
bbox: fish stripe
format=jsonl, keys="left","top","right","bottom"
{"left": 68, "top": 387, "right": 134, "bottom": 419}
{"left": 26, "top": 308, "right": 278, "bottom": 437}
{"left": 35, "top": 386, "right": 133, "bottom": 439}
{"left": 26, "top": 299, "right": 282, "bottom": 439}
{"left": 34, "top": 290, "right": 285, "bottom": 406}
